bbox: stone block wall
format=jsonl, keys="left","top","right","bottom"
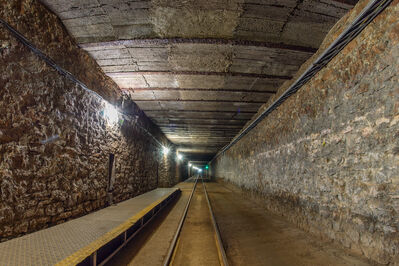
{"left": 211, "top": 1, "right": 399, "bottom": 264}
{"left": 0, "top": 0, "right": 178, "bottom": 241}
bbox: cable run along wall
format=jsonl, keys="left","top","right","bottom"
{"left": 210, "top": 0, "right": 393, "bottom": 163}
{"left": 0, "top": 18, "right": 166, "bottom": 150}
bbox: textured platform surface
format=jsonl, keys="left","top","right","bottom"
{"left": 0, "top": 188, "right": 178, "bottom": 266}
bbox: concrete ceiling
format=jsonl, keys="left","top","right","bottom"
{"left": 40, "top": 0, "right": 357, "bottom": 157}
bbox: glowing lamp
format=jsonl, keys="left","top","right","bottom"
{"left": 104, "top": 103, "right": 118, "bottom": 124}
{"left": 163, "top": 146, "right": 170, "bottom": 155}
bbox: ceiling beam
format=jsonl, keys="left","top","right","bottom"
{"left": 163, "top": 128, "right": 240, "bottom": 131}
{"left": 160, "top": 125, "right": 243, "bottom": 129}
{"left": 144, "top": 110, "right": 254, "bottom": 119}
{"left": 133, "top": 99, "right": 265, "bottom": 103}
{"left": 80, "top": 38, "right": 317, "bottom": 53}
{"left": 107, "top": 71, "right": 291, "bottom": 80}
{"left": 152, "top": 117, "right": 248, "bottom": 121}
{"left": 160, "top": 121, "right": 245, "bottom": 126}
{"left": 167, "top": 134, "right": 236, "bottom": 137}
{"left": 167, "top": 136, "right": 236, "bottom": 139}
{"left": 164, "top": 128, "right": 244, "bottom": 132}
{"left": 331, "top": 0, "right": 358, "bottom": 6}
{"left": 165, "top": 134, "right": 237, "bottom": 137}
{"left": 174, "top": 140, "right": 229, "bottom": 144}
{"left": 144, "top": 109, "right": 257, "bottom": 114}
{"left": 157, "top": 121, "right": 247, "bottom": 125}
{"left": 166, "top": 134, "right": 237, "bottom": 137}
{"left": 164, "top": 133, "right": 239, "bottom": 136}
{"left": 164, "top": 129, "right": 241, "bottom": 132}
{"left": 178, "top": 144, "right": 224, "bottom": 148}
{"left": 126, "top": 87, "right": 277, "bottom": 94}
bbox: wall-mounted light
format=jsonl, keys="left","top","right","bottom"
{"left": 163, "top": 146, "right": 170, "bottom": 155}
{"left": 177, "top": 154, "right": 183, "bottom": 160}
{"left": 188, "top": 163, "right": 192, "bottom": 167}
{"left": 104, "top": 102, "right": 118, "bottom": 125}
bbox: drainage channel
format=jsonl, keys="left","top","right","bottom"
{"left": 164, "top": 176, "right": 229, "bottom": 266}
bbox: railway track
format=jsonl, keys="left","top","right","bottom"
{"left": 163, "top": 176, "right": 229, "bottom": 266}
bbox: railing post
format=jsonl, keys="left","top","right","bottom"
{"left": 90, "top": 251, "right": 97, "bottom": 266}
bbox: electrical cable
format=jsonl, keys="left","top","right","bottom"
{"left": 0, "top": 18, "right": 166, "bottom": 149}
{"left": 210, "top": 0, "right": 393, "bottom": 164}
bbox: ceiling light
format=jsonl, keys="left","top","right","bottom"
{"left": 104, "top": 102, "right": 118, "bottom": 125}
{"left": 163, "top": 146, "right": 170, "bottom": 155}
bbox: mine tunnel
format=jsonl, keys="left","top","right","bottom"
{"left": 0, "top": 0, "right": 398, "bottom": 265}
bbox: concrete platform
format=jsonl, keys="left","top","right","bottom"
{"left": 105, "top": 181, "right": 195, "bottom": 265}
{"left": 0, "top": 188, "right": 180, "bottom": 266}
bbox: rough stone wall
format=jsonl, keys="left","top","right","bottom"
{"left": 0, "top": 0, "right": 177, "bottom": 241}
{"left": 158, "top": 148, "right": 179, "bottom": 188}
{"left": 211, "top": 1, "right": 399, "bottom": 264}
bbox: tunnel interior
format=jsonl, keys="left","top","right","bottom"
{"left": 39, "top": 0, "right": 355, "bottom": 157}
{"left": 0, "top": 0, "right": 398, "bottom": 265}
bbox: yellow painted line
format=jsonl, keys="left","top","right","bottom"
{"left": 56, "top": 188, "right": 180, "bottom": 266}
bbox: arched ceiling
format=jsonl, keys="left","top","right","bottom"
{"left": 40, "top": 0, "right": 357, "bottom": 157}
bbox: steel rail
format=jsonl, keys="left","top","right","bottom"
{"left": 201, "top": 179, "right": 229, "bottom": 266}
{"left": 163, "top": 175, "right": 199, "bottom": 266}
{"left": 210, "top": 0, "right": 393, "bottom": 164}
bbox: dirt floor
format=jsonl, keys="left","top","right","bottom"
{"left": 205, "top": 182, "right": 377, "bottom": 266}
{"left": 106, "top": 181, "right": 378, "bottom": 266}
